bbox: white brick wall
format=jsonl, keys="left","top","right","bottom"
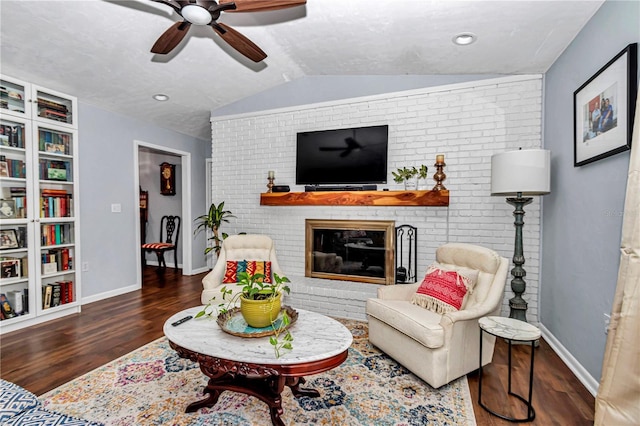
{"left": 210, "top": 75, "right": 543, "bottom": 323}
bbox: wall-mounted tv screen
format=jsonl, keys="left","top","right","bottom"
{"left": 296, "top": 125, "right": 388, "bottom": 185}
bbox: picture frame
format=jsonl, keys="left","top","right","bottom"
{"left": 0, "top": 259, "right": 20, "bottom": 279}
{"left": 0, "top": 229, "right": 19, "bottom": 249}
{"left": 574, "top": 43, "right": 638, "bottom": 167}
{"left": 0, "top": 200, "right": 16, "bottom": 219}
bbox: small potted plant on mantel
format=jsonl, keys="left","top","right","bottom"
{"left": 392, "top": 165, "right": 428, "bottom": 190}
{"left": 196, "top": 271, "right": 294, "bottom": 358}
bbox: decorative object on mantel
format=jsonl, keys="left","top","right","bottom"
{"left": 574, "top": 43, "right": 637, "bottom": 167}
{"left": 491, "top": 148, "right": 550, "bottom": 323}
{"left": 266, "top": 170, "right": 275, "bottom": 193}
{"left": 194, "top": 201, "right": 235, "bottom": 256}
{"left": 433, "top": 154, "right": 447, "bottom": 190}
{"left": 392, "top": 165, "right": 429, "bottom": 190}
{"left": 159, "top": 162, "right": 176, "bottom": 196}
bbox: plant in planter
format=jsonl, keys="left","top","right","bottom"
{"left": 392, "top": 165, "right": 429, "bottom": 190}
{"left": 416, "top": 164, "right": 429, "bottom": 188}
{"left": 194, "top": 201, "right": 235, "bottom": 257}
{"left": 196, "top": 272, "right": 294, "bottom": 358}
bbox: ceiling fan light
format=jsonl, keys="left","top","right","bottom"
{"left": 453, "top": 33, "right": 477, "bottom": 46}
{"left": 181, "top": 4, "right": 212, "bottom": 25}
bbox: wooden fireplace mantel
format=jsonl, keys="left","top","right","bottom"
{"left": 260, "top": 190, "right": 449, "bottom": 207}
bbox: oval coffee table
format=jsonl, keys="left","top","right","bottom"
{"left": 164, "top": 306, "right": 353, "bottom": 426}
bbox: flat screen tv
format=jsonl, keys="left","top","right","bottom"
{"left": 296, "top": 125, "right": 388, "bottom": 185}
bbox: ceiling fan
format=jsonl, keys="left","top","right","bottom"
{"left": 150, "top": 0, "right": 306, "bottom": 62}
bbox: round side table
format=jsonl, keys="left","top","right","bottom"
{"left": 478, "top": 316, "right": 541, "bottom": 422}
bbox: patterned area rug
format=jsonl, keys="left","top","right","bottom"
{"left": 40, "top": 319, "right": 476, "bottom": 426}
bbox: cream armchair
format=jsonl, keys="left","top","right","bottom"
{"left": 201, "top": 234, "right": 285, "bottom": 304}
{"left": 366, "top": 242, "right": 509, "bottom": 388}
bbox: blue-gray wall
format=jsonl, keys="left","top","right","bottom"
{"left": 78, "top": 102, "right": 209, "bottom": 300}
{"left": 542, "top": 0, "right": 639, "bottom": 382}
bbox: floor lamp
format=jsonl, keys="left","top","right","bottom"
{"left": 491, "top": 148, "right": 550, "bottom": 322}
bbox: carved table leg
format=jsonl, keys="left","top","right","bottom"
{"left": 185, "top": 383, "right": 221, "bottom": 413}
{"left": 286, "top": 376, "right": 321, "bottom": 398}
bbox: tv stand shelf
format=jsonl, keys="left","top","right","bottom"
{"left": 260, "top": 190, "right": 449, "bottom": 207}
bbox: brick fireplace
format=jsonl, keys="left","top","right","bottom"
{"left": 209, "top": 75, "right": 544, "bottom": 322}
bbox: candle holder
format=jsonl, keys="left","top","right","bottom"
{"left": 433, "top": 161, "right": 447, "bottom": 190}
{"left": 267, "top": 177, "right": 275, "bottom": 193}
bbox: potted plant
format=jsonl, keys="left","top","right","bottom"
{"left": 194, "top": 201, "right": 235, "bottom": 257}
{"left": 196, "top": 272, "right": 294, "bottom": 358}
{"left": 416, "top": 164, "right": 429, "bottom": 189}
{"left": 392, "top": 165, "right": 429, "bottom": 190}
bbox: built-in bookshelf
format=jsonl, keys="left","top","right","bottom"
{"left": 0, "top": 74, "right": 80, "bottom": 332}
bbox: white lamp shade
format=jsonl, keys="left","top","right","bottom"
{"left": 491, "top": 149, "right": 551, "bottom": 196}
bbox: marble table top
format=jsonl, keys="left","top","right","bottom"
{"left": 478, "top": 316, "right": 541, "bottom": 341}
{"left": 164, "top": 306, "right": 353, "bottom": 365}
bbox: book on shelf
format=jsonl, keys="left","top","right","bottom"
{"left": 51, "top": 283, "right": 62, "bottom": 307}
{"left": 40, "top": 190, "right": 73, "bottom": 218}
{"left": 43, "top": 284, "right": 52, "bottom": 309}
{"left": 57, "top": 281, "right": 72, "bottom": 304}
{"left": 42, "top": 247, "right": 71, "bottom": 271}
{"left": 39, "top": 129, "right": 71, "bottom": 155}
{"left": 39, "top": 159, "right": 71, "bottom": 181}
{"left": 0, "top": 293, "right": 16, "bottom": 319}
{"left": 42, "top": 223, "right": 71, "bottom": 246}
{"left": 42, "top": 281, "right": 73, "bottom": 308}
{"left": 0, "top": 124, "right": 24, "bottom": 148}
{"left": 7, "top": 289, "right": 24, "bottom": 315}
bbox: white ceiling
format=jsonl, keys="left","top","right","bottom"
{"left": 0, "top": 0, "right": 604, "bottom": 141}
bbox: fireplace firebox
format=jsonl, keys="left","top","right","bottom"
{"left": 305, "top": 219, "right": 395, "bottom": 285}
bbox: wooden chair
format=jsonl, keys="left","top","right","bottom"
{"left": 142, "top": 215, "right": 180, "bottom": 270}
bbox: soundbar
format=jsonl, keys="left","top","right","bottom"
{"left": 304, "top": 185, "right": 378, "bottom": 192}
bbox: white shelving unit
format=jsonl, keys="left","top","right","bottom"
{"left": 0, "top": 74, "right": 81, "bottom": 333}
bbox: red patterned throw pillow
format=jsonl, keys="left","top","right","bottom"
{"left": 222, "top": 260, "right": 272, "bottom": 283}
{"left": 411, "top": 263, "right": 478, "bottom": 314}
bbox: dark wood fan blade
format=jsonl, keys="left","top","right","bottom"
{"left": 212, "top": 23, "right": 267, "bottom": 62}
{"left": 150, "top": 0, "right": 181, "bottom": 13}
{"left": 151, "top": 21, "right": 191, "bottom": 54}
{"left": 221, "top": 0, "right": 306, "bottom": 13}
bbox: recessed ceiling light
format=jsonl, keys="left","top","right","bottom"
{"left": 153, "top": 94, "right": 170, "bottom": 101}
{"left": 453, "top": 33, "right": 477, "bottom": 46}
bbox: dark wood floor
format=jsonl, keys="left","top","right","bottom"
{"left": 1, "top": 267, "right": 595, "bottom": 425}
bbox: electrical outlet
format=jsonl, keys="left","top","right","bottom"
{"left": 604, "top": 313, "right": 610, "bottom": 335}
{"left": 82, "top": 262, "right": 89, "bottom": 272}
{"left": 111, "top": 203, "right": 122, "bottom": 213}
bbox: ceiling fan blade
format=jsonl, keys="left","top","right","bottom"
{"left": 221, "top": 0, "right": 306, "bottom": 13}
{"left": 151, "top": 21, "right": 191, "bottom": 54}
{"left": 150, "top": 0, "right": 181, "bottom": 13}
{"left": 212, "top": 23, "right": 267, "bottom": 62}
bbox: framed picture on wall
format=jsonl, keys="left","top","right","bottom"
{"left": 574, "top": 43, "right": 638, "bottom": 167}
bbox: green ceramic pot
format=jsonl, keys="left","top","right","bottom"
{"left": 240, "top": 293, "right": 282, "bottom": 328}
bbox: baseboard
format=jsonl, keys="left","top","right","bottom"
{"left": 82, "top": 284, "right": 140, "bottom": 305}
{"left": 539, "top": 323, "right": 599, "bottom": 397}
{"left": 190, "top": 266, "right": 211, "bottom": 275}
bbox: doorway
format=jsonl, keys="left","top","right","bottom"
{"left": 134, "top": 140, "right": 192, "bottom": 286}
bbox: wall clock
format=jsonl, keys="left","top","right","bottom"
{"left": 160, "top": 162, "right": 176, "bottom": 196}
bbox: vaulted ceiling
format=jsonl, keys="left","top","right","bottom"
{"left": 0, "top": 0, "right": 604, "bottom": 140}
